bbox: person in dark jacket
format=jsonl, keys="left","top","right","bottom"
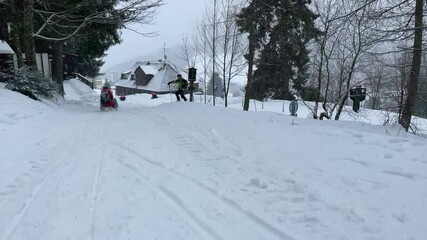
{"left": 167, "top": 74, "right": 188, "bottom": 101}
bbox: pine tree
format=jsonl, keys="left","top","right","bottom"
{"left": 238, "top": 0, "right": 319, "bottom": 101}
{"left": 236, "top": 0, "right": 272, "bottom": 110}
{"left": 65, "top": 22, "right": 121, "bottom": 78}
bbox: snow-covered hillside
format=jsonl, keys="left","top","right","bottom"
{"left": 0, "top": 80, "right": 426, "bottom": 240}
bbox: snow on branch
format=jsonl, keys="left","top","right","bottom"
{"left": 33, "top": 0, "right": 163, "bottom": 41}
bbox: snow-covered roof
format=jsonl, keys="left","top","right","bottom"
{"left": 115, "top": 61, "right": 180, "bottom": 92}
{"left": 122, "top": 70, "right": 133, "bottom": 75}
{"left": 115, "top": 77, "right": 135, "bottom": 88}
{"left": 0, "top": 41, "right": 15, "bottom": 55}
{"left": 138, "top": 64, "right": 159, "bottom": 75}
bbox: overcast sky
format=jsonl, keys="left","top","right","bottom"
{"left": 101, "top": 0, "right": 207, "bottom": 71}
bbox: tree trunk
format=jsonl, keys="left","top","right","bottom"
{"left": 322, "top": 47, "right": 332, "bottom": 117}
{"left": 23, "top": 0, "right": 36, "bottom": 66}
{"left": 283, "top": 75, "right": 290, "bottom": 100}
{"left": 9, "top": 0, "right": 24, "bottom": 67}
{"left": 212, "top": 0, "right": 217, "bottom": 106}
{"left": 334, "top": 92, "right": 348, "bottom": 120}
{"left": 313, "top": 42, "right": 325, "bottom": 119}
{"left": 335, "top": 49, "right": 361, "bottom": 120}
{"left": 400, "top": 0, "right": 424, "bottom": 131}
{"left": 243, "top": 27, "right": 255, "bottom": 111}
{"left": 52, "top": 41, "right": 65, "bottom": 95}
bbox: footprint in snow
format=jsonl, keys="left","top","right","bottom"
{"left": 249, "top": 178, "right": 268, "bottom": 189}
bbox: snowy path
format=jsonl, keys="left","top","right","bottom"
{"left": 1, "top": 81, "right": 427, "bottom": 240}
{"left": 0, "top": 106, "right": 293, "bottom": 240}
{"left": 1, "top": 111, "right": 112, "bottom": 240}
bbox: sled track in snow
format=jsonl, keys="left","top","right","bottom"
{"left": 117, "top": 158, "right": 222, "bottom": 240}
{"left": 146, "top": 113, "right": 240, "bottom": 164}
{"left": 115, "top": 143, "right": 295, "bottom": 240}
{"left": 89, "top": 129, "right": 106, "bottom": 240}
{"left": 87, "top": 110, "right": 117, "bottom": 240}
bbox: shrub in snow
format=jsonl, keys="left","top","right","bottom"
{"left": 0, "top": 57, "right": 14, "bottom": 83}
{"left": 5, "top": 66, "right": 59, "bottom": 100}
{"left": 0, "top": 72, "right": 13, "bottom": 83}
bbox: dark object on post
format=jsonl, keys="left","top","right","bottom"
{"left": 188, "top": 67, "right": 197, "bottom": 102}
{"left": 289, "top": 100, "right": 298, "bottom": 117}
{"left": 119, "top": 95, "right": 126, "bottom": 101}
{"left": 349, "top": 86, "right": 366, "bottom": 112}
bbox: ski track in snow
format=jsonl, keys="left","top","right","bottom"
{"left": 145, "top": 112, "right": 240, "bottom": 164}
{"left": 116, "top": 158, "right": 221, "bottom": 240}
{"left": 114, "top": 113, "right": 295, "bottom": 240}
{"left": 1, "top": 127, "right": 84, "bottom": 240}
{"left": 115, "top": 151, "right": 295, "bottom": 240}
{"left": 147, "top": 112, "right": 298, "bottom": 240}
{"left": 89, "top": 123, "right": 107, "bottom": 240}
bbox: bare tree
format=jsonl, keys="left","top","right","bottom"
{"left": 414, "top": 53, "right": 427, "bottom": 117}
{"left": 363, "top": 57, "right": 386, "bottom": 110}
{"left": 399, "top": 0, "right": 424, "bottom": 131}
{"left": 334, "top": 3, "right": 380, "bottom": 120}
{"left": 331, "top": 0, "right": 425, "bottom": 131}
{"left": 194, "top": 0, "right": 246, "bottom": 107}
{"left": 212, "top": 0, "right": 218, "bottom": 106}
{"left": 179, "top": 35, "right": 198, "bottom": 69}
{"left": 363, "top": 51, "right": 411, "bottom": 116}
{"left": 308, "top": 0, "right": 342, "bottom": 119}
{"left": 394, "top": 51, "right": 411, "bottom": 116}
{"left": 215, "top": 0, "right": 246, "bottom": 107}
{"left": 194, "top": 17, "right": 212, "bottom": 104}
{"left": 309, "top": 0, "right": 408, "bottom": 121}
{"left": 195, "top": 0, "right": 220, "bottom": 105}
{"left": 308, "top": 0, "right": 376, "bottom": 120}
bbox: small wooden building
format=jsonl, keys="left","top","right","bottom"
{"left": 0, "top": 40, "right": 17, "bottom": 82}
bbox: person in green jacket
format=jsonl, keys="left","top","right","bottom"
{"left": 168, "top": 74, "right": 188, "bottom": 101}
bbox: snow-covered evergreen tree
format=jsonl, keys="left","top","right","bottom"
{"left": 6, "top": 66, "right": 59, "bottom": 100}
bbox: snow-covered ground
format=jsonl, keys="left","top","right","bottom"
{"left": 1, "top": 79, "right": 426, "bottom": 240}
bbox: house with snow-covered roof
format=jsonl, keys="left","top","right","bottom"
{"left": 115, "top": 60, "right": 198, "bottom": 96}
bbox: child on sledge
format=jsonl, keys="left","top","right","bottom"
{"left": 100, "top": 82, "right": 118, "bottom": 110}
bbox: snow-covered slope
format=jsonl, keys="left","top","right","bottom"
{"left": 0, "top": 80, "right": 426, "bottom": 240}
